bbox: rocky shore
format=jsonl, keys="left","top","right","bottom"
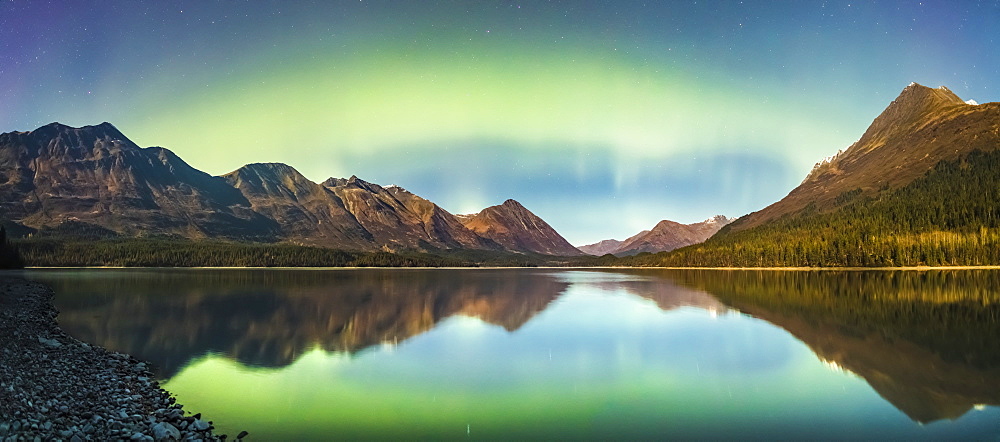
{"left": 0, "top": 277, "right": 243, "bottom": 441}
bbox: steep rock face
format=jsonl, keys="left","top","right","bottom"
{"left": 0, "top": 122, "right": 275, "bottom": 238}
{"left": 577, "top": 239, "right": 625, "bottom": 256}
{"left": 460, "top": 199, "right": 584, "bottom": 256}
{"left": 322, "top": 177, "right": 500, "bottom": 251}
{"left": 614, "top": 215, "right": 730, "bottom": 256}
{"left": 222, "top": 164, "right": 373, "bottom": 249}
{"left": 734, "top": 83, "right": 999, "bottom": 230}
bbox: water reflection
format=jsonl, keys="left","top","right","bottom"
{"left": 37, "top": 269, "right": 572, "bottom": 377}
{"left": 660, "top": 269, "right": 1000, "bottom": 423}
{"left": 15, "top": 268, "right": 1000, "bottom": 437}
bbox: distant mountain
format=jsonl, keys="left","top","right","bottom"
{"left": 460, "top": 199, "right": 585, "bottom": 256}
{"left": 577, "top": 239, "right": 625, "bottom": 256}
{"left": 634, "top": 83, "right": 1000, "bottom": 267}
{"left": 579, "top": 216, "right": 730, "bottom": 256}
{"left": 1, "top": 122, "right": 583, "bottom": 256}
{"left": 0, "top": 122, "right": 276, "bottom": 239}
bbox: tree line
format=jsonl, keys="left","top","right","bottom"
{"left": 10, "top": 237, "right": 554, "bottom": 268}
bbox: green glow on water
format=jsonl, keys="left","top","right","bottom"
{"left": 17, "top": 268, "right": 1000, "bottom": 440}
{"left": 163, "top": 284, "right": 889, "bottom": 439}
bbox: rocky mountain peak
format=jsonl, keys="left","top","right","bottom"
{"left": 225, "top": 162, "right": 327, "bottom": 201}
{"left": 461, "top": 199, "right": 583, "bottom": 256}
{"left": 226, "top": 162, "right": 310, "bottom": 185}
{"left": 893, "top": 83, "right": 964, "bottom": 110}
{"left": 321, "top": 176, "right": 377, "bottom": 190}
{"left": 320, "top": 177, "right": 347, "bottom": 188}
{"left": 8, "top": 121, "right": 137, "bottom": 156}
{"left": 237, "top": 162, "right": 299, "bottom": 176}
{"left": 863, "top": 83, "right": 965, "bottom": 139}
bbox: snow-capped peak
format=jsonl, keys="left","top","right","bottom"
{"left": 702, "top": 215, "right": 730, "bottom": 224}
{"left": 801, "top": 148, "right": 846, "bottom": 184}
{"left": 908, "top": 82, "right": 917, "bottom": 87}
{"left": 815, "top": 149, "right": 845, "bottom": 168}
{"left": 966, "top": 99, "right": 979, "bottom": 105}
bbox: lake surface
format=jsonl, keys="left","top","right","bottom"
{"left": 10, "top": 268, "right": 1000, "bottom": 439}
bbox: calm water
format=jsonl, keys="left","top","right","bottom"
{"left": 10, "top": 268, "right": 1000, "bottom": 440}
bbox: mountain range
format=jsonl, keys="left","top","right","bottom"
{"left": 4, "top": 82, "right": 995, "bottom": 266}
{"left": 579, "top": 215, "right": 730, "bottom": 256}
{"left": 0, "top": 123, "right": 580, "bottom": 256}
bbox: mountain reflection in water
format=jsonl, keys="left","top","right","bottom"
{"left": 662, "top": 269, "right": 1000, "bottom": 424}
{"left": 24, "top": 268, "right": 1000, "bottom": 427}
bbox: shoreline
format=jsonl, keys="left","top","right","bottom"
{"left": 0, "top": 277, "right": 243, "bottom": 441}
{"left": 14, "top": 265, "right": 1000, "bottom": 271}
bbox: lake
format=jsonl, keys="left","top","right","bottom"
{"left": 11, "top": 268, "right": 1000, "bottom": 439}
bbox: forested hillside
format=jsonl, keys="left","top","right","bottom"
{"left": 622, "top": 150, "right": 1000, "bottom": 267}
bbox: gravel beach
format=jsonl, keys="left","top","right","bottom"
{"left": 0, "top": 277, "right": 243, "bottom": 441}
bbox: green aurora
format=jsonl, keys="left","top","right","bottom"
{"left": 3, "top": 1, "right": 998, "bottom": 243}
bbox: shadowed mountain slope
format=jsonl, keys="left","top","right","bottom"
{"left": 0, "top": 122, "right": 276, "bottom": 238}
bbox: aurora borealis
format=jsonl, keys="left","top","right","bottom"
{"left": 2, "top": 1, "right": 998, "bottom": 244}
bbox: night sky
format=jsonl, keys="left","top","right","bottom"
{"left": 2, "top": 1, "right": 998, "bottom": 245}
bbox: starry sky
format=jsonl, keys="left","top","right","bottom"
{"left": 2, "top": 1, "right": 998, "bottom": 245}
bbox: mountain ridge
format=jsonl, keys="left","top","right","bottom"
{"left": 0, "top": 121, "right": 277, "bottom": 239}
{"left": 0, "top": 123, "right": 576, "bottom": 256}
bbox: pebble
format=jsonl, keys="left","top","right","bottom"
{"left": 151, "top": 422, "right": 181, "bottom": 441}
{"left": 0, "top": 278, "right": 241, "bottom": 440}
{"left": 192, "top": 419, "right": 211, "bottom": 432}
